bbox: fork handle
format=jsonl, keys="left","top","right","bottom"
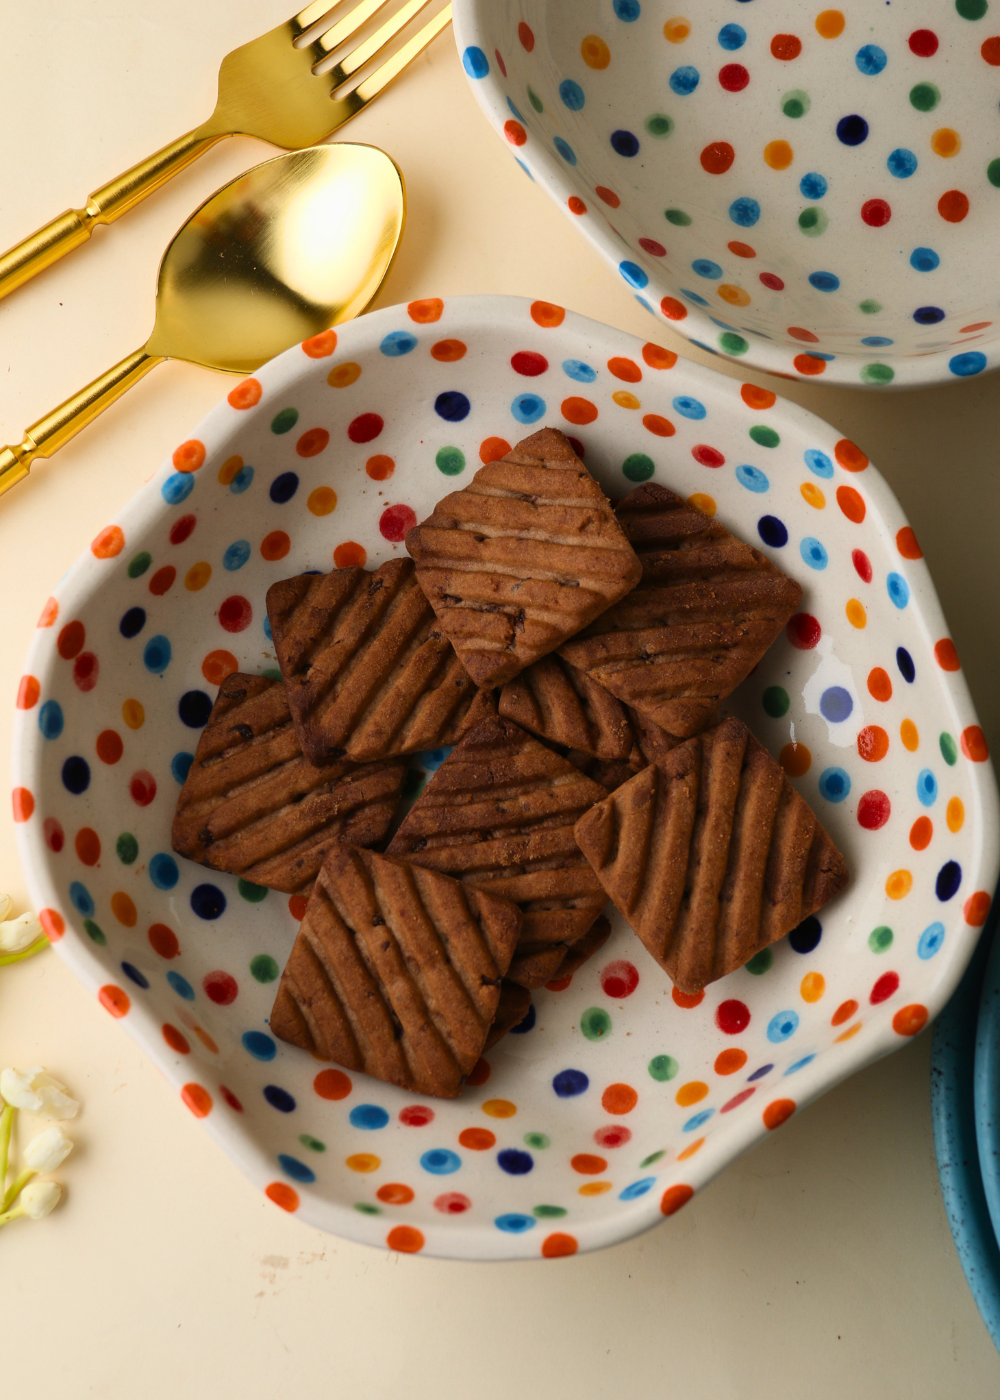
{"left": 0, "top": 126, "right": 225, "bottom": 303}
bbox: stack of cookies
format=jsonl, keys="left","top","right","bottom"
{"left": 171, "top": 427, "right": 848, "bottom": 1099}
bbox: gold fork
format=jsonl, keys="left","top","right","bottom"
{"left": 0, "top": 0, "right": 451, "bottom": 302}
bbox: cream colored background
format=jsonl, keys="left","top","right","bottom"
{"left": 2, "top": 4, "right": 1000, "bottom": 1395}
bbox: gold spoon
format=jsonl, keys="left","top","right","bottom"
{"left": 0, "top": 142, "right": 405, "bottom": 499}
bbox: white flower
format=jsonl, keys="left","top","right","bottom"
{"left": 0, "top": 911, "right": 43, "bottom": 954}
{"left": 0, "top": 892, "right": 12, "bottom": 922}
{"left": 23, "top": 1125, "right": 73, "bottom": 1173}
{"left": 19, "top": 1179, "right": 61, "bottom": 1219}
{"left": 0, "top": 1067, "right": 78, "bottom": 1119}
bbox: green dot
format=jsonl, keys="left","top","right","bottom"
{"left": 957, "top": 0, "right": 988, "bottom": 18}
{"left": 250, "top": 954, "right": 280, "bottom": 983}
{"left": 84, "top": 919, "right": 106, "bottom": 946}
{"left": 116, "top": 832, "right": 139, "bottom": 865}
{"left": 640, "top": 1149, "right": 667, "bottom": 1168}
{"left": 435, "top": 446, "right": 465, "bottom": 476}
{"left": 527, "top": 85, "right": 544, "bottom": 112}
{"left": 719, "top": 333, "right": 749, "bottom": 356}
{"left": 533, "top": 1204, "right": 567, "bottom": 1218}
{"left": 648, "top": 1054, "right": 678, "bottom": 1082}
{"left": 859, "top": 299, "right": 882, "bottom": 314}
{"left": 665, "top": 208, "right": 692, "bottom": 226}
{"left": 238, "top": 879, "right": 268, "bottom": 903}
{"left": 782, "top": 90, "right": 810, "bottom": 118}
{"left": 861, "top": 363, "right": 895, "bottom": 385}
{"left": 271, "top": 407, "right": 299, "bottom": 435}
{"left": 402, "top": 768, "right": 427, "bottom": 800}
{"left": 622, "top": 452, "right": 655, "bottom": 482}
{"left": 798, "top": 207, "right": 829, "bottom": 237}
{"left": 988, "top": 158, "right": 1000, "bottom": 188}
{"left": 581, "top": 1007, "right": 612, "bottom": 1040}
{"left": 524, "top": 1132, "right": 550, "bottom": 1149}
{"left": 869, "top": 926, "right": 894, "bottom": 952}
{"left": 745, "top": 947, "right": 774, "bottom": 975}
{"left": 762, "top": 686, "right": 790, "bottom": 718}
{"left": 127, "top": 551, "right": 152, "bottom": 579}
{"left": 749, "top": 425, "right": 780, "bottom": 449}
{"left": 354, "top": 1202, "right": 381, "bottom": 1215}
{"left": 299, "top": 1134, "right": 327, "bottom": 1152}
{"left": 909, "top": 82, "right": 940, "bottom": 112}
{"left": 646, "top": 113, "right": 673, "bottom": 137}
{"left": 262, "top": 667, "right": 282, "bottom": 682}
{"left": 940, "top": 731, "right": 958, "bottom": 766}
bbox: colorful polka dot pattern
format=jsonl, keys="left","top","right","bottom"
{"left": 12, "top": 297, "right": 997, "bottom": 1261}
{"left": 455, "top": 2, "right": 1000, "bottom": 386}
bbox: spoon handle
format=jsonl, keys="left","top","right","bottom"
{"left": 0, "top": 348, "right": 164, "bottom": 499}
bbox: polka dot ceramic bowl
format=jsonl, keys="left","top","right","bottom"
{"left": 454, "top": 1, "right": 1000, "bottom": 388}
{"left": 12, "top": 295, "right": 999, "bottom": 1260}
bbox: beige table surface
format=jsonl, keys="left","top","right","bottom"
{"left": 2, "top": 4, "right": 1000, "bottom": 1395}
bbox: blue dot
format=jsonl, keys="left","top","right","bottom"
{"left": 38, "top": 700, "right": 64, "bottom": 740}
{"left": 887, "top": 148, "right": 918, "bottom": 178}
{"left": 510, "top": 1002, "right": 536, "bottom": 1035}
{"left": 264, "top": 1085, "right": 296, "bottom": 1113}
{"left": 918, "top": 922, "right": 946, "bottom": 960}
{"left": 736, "top": 464, "right": 769, "bottom": 493}
{"left": 562, "top": 359, "right": 597, "bottom": 383}
{"left": 784, "top": 1055, "right": 816, "bottom": 1075}
{"left": 809, "top": 271, "right": 840, "bottom": 292}
{"left": 801, "top": 537, "right": 828, "bottom": 570}
{"left": 887, "top": 572, "right": 909, "bottom": 608}
{"left": 748, "top": 1064, "right": 774, "bottom": 1082}
{"left": 619, "top": 260, "right": 648, "bottom": 289}
{"left": 507, "top": 98, "right": 525, "bottom": 121}
{"left": 681, "top": 289, "right": 710, "bottom": 307}
{"left": 121, "top": 961, "right": 149, "bottom": 989}
{"left": 263, "top": 615, "right": 273, "bottom": 642}
{"left": 896, "top": 647, "right": 915, "bottom": 682}
{"left": 142, "top": 635, "right": 172, "bottom": 674}
{"left": 613, "top": 0, "right": 640, "bottom": 17}
{"left": 693, "top": 259, "right": 723, "bottom": 280}
{"left": 635, "top": 295, "right": 654, "bottom": 313}
{"left": 242, "top": 1031, "right": 276, "bottom": 1061}
{"left": 495, "top": 1213, "right": 536, "bottom": 1232}
{"left": 167, "top": 971, "right": 194, "bottom": 1000}
{"left": 804, "top": 448, "right": 833, "bottom": 478}
{"left": 819, "top": 767, "right": 851, "bottom": 803}
{"left": 559, "top": 79, "right": 585, "bottom": 110}
{"left": 610, "top": 130, "right": 640, "bottom": 159}
{"left": 914, "top": 306, "right": 945, "bottom": 325}
{"left": 820, "top": 686, "right": 853, "bottom": 722}
{"left": 435, "top": 391, "right": 471, "bottom": 423}
{"left": 950, "top": 351, "right": 987, "bottom": 377}
{"left": 937, "top": 862, "right": 962, "bottom": 901}
{"left": 855, "top": 44, "right": 887, "bottom": 75}
{"left": 511, "top": 393, "right": 546, "bottom": 424}
{"left": 673, "top": 395, "right": 706, "bottom": 420}
{"left": 269, "top": 472, "right": 299, "bottom": 505}
{"left": 669, "top": 66, "right": 700, "bottom": 96}
{"left": 380, "top": 331, "right": 417, "bottom": 357}
{"left": 178, "top": 690, "right": 212, "bottom": 728}
{"left": 553, "top": 136, "right": 577, "bottom": 164}
{"left": 161, "top": 473, "right": 194, "bottom": 506}
{"left": 61, "top": 756, "right": 90, "bottom": 794}
{"left": 552, "top": 1069, "right": 589, "bottom": 1097}
{"left": 170, "top": 752, "right": 193, "bottom": 784}
{"left": 837, "top": 114, "right": 869, "bottom": 145}
{"left": 69, "top": 881, "right": 94, "bottom": 916}
{"left": 910, "top": 247, "right": 940, "bottom": 272}
{"left": 190, "top": 883, "right": 225, "bottom": 919}
{"left": 790, "top": 916, "right": 822, "bottom": 954}
{"left": 767, "top": 1010, "right": 800, "bottom": 1043}
{"left": 416, "top": 1148, "right": 459, "bottom": 1174}
{"left": 119, "top": 607, "right": 146, "bottom": 639}
{"left": 278, "top": 1154, "right": 316, "bottom": 1184}
{"left": 462, "top": 46, "right": 489, "bottom": 78}
{"left": 230, "top": 465, "right": 254, "bottom": 494}
{"left": 223, "top": 540, "right": 251, "bottom": 571}
{"left": 351, "top": 1104, "right": 390, "bottom": 1130}
{"left": 684, "top": 1109, "right": 715, "bottom": 1132}
{"left": 799, "top": 172, "right": 828, "bottom": 199}
{"left": 719, "top": 22, "right": 746, "bottom": 48}
{"left": 149, "top": 854, "right": 179, "bottom": 890}
{"left": 729, "top": 197, "right": 760, "bottom": 227}
{"left": 757, "top": 516, "right": 788, "bottom": 548}
{"left": 516, "top": 158, "right": 533, "bottom": 179}
{"left": 619, "top": 1177, "right": 656, "bottom": 1200}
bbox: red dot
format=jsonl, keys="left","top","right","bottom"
{"left": 870, "top": 971, "right": 899, "bottom": 1005}
{"left": 149, "top": 566, "right": 176, "bottom": 596}
{"left": 716, "top": 999, "right": 750, "bottom": 1034}
{"left": 567, "top": 436, "right": 586, "bottom": 458}
{"left": 788, "top": 326, "right": 819, "bottom": 343}
{"left": 43, "top": 817, "right": 64, "bottom": 852}
{"left": 96, "top": 730, "right": 124, "bottom": 764}
{"left": 203, "top": 970, "right": 238, "bottom": 1005}
{"left": 700, "top": 141, "right": 735, "bottom": 174}
{"left": 786, "top": 613, "right": 821, "bottom": 650}
{"left": 511, "top": 351, "right": 548, "bottom": 376}
{"left": 719, "top": 63, "right": 750, "bottom": 91}
{"left": 129, "top": 770, "right": 157, "bottom": 807}
{"left": 219, "top": 596, "right": 253, "bottom": 633}
{"left": 57, "top": 620, "right": 85, "bottom": 660}
{"left": 434, "top": 1193, "right": 471, "bottom": 1214}
{"left": 221, "top": 1086, "right": 243, "bottom": 1112}
{"left": 909, "top": 28, "right": 939, "bottom": 56}
{"left": 861, "top": 198, "right": 891, "bottom": 227}
{"left": 466, "top": 1058, "right": 491, "bottom": 1086}
{"left": 149, "top": 923, "right": 179, "bottom": 958}
{"left": 594, "top": 1125, "right": 632, "bottom": 1148}
{"left": 72, "top": 652, "right": 98, "bottom": 692}
{"left": 721, "top": 1087, "right": 756, "bottom": 1114}
{"left": 692, "top": 444, "right": 725, "bottom": 468}
{"left": 380, "top": 505, "right": 417, "bottom": 542}
{"left": 288, "top": 894, "right": 310, "bottom": 921}
{"left": 638, "top": 237, "right": 666, "bottom": 256}
{"left": 400, "top": 1105, "right": 434, "bottom": 1126}
{"left": 600, "top": 960, "right": 640, "bottom": 998}
{"left": 348, "top": 413, "right": 384, "bottom": 444}
{"left": 852, "top": 549, "right": 873, "bottom": 583}
{"left": 169, "top": 514, "right": 196, "bottom": 546}
{"left": 760, "top": 273, "right": 785, "bottom": 291}
{"left": 75, "top": 827, "right": 101, "bottom": 866}
{"left": 661, "top": 296, "right": 687, "bottom": 319}
{"left": 857, "top": 790, "right": 890, "bottom": 830}
{"left": 595, "top": 186, "right": 621, "bottom": 208}
{"left": 314, "top": 1069, "right": 352, "bottom": 1100}
{"left": 938, "top": 190, "right": 969, "bottom": 223}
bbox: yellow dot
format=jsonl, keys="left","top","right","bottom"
{"left": 846, "top": 598, "right": 866, "bottom": 628}
{"left": 800, "top": 971, "right": 826, "bottom": 1003}
{"left": 718, "top": 284, "right": 751, "bottom": 307}
{"left": 678, "top": 1136, "right": 704, "bottom": 1160}
{"left": 346, "top": 1153, "right": 381, "bottom": 1173}
{"left": 193, "top": 1025, "right": 218, "bottom": 1054}
{"left": 764, "top": 140, "right": 794, "bottom": 170}
{"left": 122, "top": 699, "right": 144, "bottom": 730}
{"left": 931, "top": 128, "right": 961, "bottom": 158}
{"left": 327, "top": 361, "right": 362, "bottom": 388}
{"left": 663, "top": 16, "right": 691, "bottom": 42}
{"left": 815, "top": 9, "right": 845, "bottom": 38}
{"left": 307, "top": 486, "right": 338, "bottom": 516}
{"left": 835, "top": 1021, "right": 862, "bottom": 1043}
{"left": 675, "top": 1080, "right": 708, "bottom": 1107}
{"left": 218, "top": 454, "right": 243, "bottom": 486}
{"left": 612, "top": 390, "right": 641, "bottom": 409}
{"left": 582, "top": 34, "right": 611, "bottom": 68}
{"left": 688, "top": 492, "right": 716, "bottom": 517}
{"left": 185, "top": 561, "right": 212, "bottom": 591}
{"left": 800, "top": 481, "right": 825, "bottom": 509}
{"left": 886, "top": 869, "right": 913, "bottom": 900}
{"left": 947, "top": 797, "right": 965, "bottom": 833}
{"left": 482, "top": 1098, "right": 516, "bottom": 1118}
{"left": 579, "top": 1181, "right": 613, "bottom": 1196}
{"left": 900, "top": 719, "right": 919, "bottom": 752}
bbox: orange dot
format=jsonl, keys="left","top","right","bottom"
{"left": 815, "top": 9, "right": 845, "bottom": 37}
{"left": 388, "top": 1225, "right": 424, "bottom": 1253}
{"left": 408, "top": 298, "right": 443, "bottom": 323}
{"left": 714, "top": 1048, "right": 747, "bottom": 1075}
{"left": 837, "top": 486, "right": 865, "bottom": 523}
{"left": 227, "top": 379, "right": 261, "bottom": 411}
{"left": 185, "top": 561, "right": 212, "bottom": 591}
{"left": 377, "top": 1182, "right": 414, "bottom": 1204}
{"left": 37, "top": 597, "right": 58, "bottom": 627}
{"left": 596, "top": 186, "right": 621, "bottom": 208}
{"left": 91, "top": 525, "right": 124, "bottom": 559}
{"left": 741, "top": 384, "right": 776, "bottom": 410}
{"left": 948, "top": 797, "right": 965, "bottom": 833}
{"left": 301, "top": 329, "right": 337, "bottom": 358}
{"left": 934, "top": 639, "right": 960, "bottom": 672}
{"left": 602, "top": 1082, "right": 638, "bottom": 1114}
{"left": 479, "top": 437, "right": 511, "bottom": 463}
{"left": 893, "top": 1004, "right": 928, "bottom": 1037}
{"left": 800, "top": 972, "right": 825, "bottom": 1002}
{"left": 313, "top": 1068, "right": 351, "bottom": 1100}
{"left": 579, "top": 1181, "right": 612, "bottom": 1196}
{"left": 572, "top": 1153, "right": 608, "bottom": 1175}
{"left": 687, "top": 493, "right": 716, "bottom": 517}
{"left": 909, "top": 816, "right": 933, "bottom": 851}
{"left": 846, "top": 599, "right": 867, "bottom": 629}
{"left": 900, "top": 719, "right": 919, "bottom": 752}
{"left": 675, "top": 1081, "right": 708, "bottom": 1107}
{"left": 608, "top": 356, "right": 642, "bottom": 383}
{"left": 835, "top": 439, "right": 868, "bottom": 472}
{"left": 173, "top": 439, "right": 207, "bottom": 472}
{"left": 288, "top": 894, "right": 309, "bottom": 921}
{"left": 962, "top": 726, "right": 989, "bottom": 762}
{"left": 482, "top": 1099, "right": 516, "bottom": 1118}
{"left": 504, "top": 120, "right": 526, "bottom": 146}
{"left": 542, "top": 1232, "right": 578, "bottom": 1257}
{"left": 16, "top": 675, "right": 39, "bottom": 710}
{"left": 110, "top": 891, "right": 137, "bottom": 927}
{"left": 581, "top": 34, "right": 610, "bottom": 68}
{"left": 642, "top": 343, "right": 677, "bottom": 370}
{"left": 832, "top": 998, "right": 858, "bottom": 1026}
{"left": 327, "top": 361, "right": 362, "bottom": 388}
{"left": 780, "top": 742, "right": 811, "bottom": 777}
{"left": 562, "top": 397, "right": 598, "bottom": 425}
{"left": 800, "top": 482, "right": 825, "bottom": 509}
{"left": 643, "top": 414, "right": 675, "bottom": 437}
{"left": 895, "top": 527, "right": 922, "bottom": 560}
{"left": 663, "top": 17, "right": 691, "bottom": 42}
{"left": 431, "top": 339, "right": 467, "bottom": 362}
{"left": 612, "top": 390, "right": 640, "bottom": 410}
{"left": 307, "top": 486, "right": 338, "bottom": 514}
{"left": 11, "top": 787, "right": 34, "bottom": 822}
{"left": 794, "top": 354, "right": 826, "bottom": 376}
{"left": 180, "top": 1082, "right": 211, "bottom": 1115}
{"left": 857, "top": 725, "right": 888, "bottom": 762}
{"left": 459, "top": 1127, "right": 496, "bottom": 1150}
{"left": 701, "top": 141, "right": 735, "bottom": 174}
{"left": 677, "top": 1138, "right": 704, "bottom": 1161}
{"left": 939, "top": 190, "right": 970, "bottom": 222}
{"left": 764, "top": 140, "right": 793, "bottom": 170}
{"left": 266, "top": 1182, "right": 299, "bottom": 1212}
{"left": 194, "top": 1026, "right": 219, "bottom": 1055}
{"left": 728, "top": 241, "right": 756, "bottom": 258}
{"left": 531, "top": 301, "right": 565, "bottom": 328}
{"left": 99, "top": 985, "right": 130, "bottom": 1018}
{"left": 39, "top": 909, "right": 64, "bottom": 942}
{"left": 673, "top": 986, "right": 704, "bottom": 1008}
{"left": 835, "top": 1022, "right": 862, "bottom": 1043}
{"left": 365, "top": 456, "right": 394, "bottom": 482}
{"left": 886, "top": 870, "right": 913, "bottom": 900}
{"left": 149, "top": 565, "right": 176, "bottom": 597}
{"left": 931, "top": 128, "right": 961, "bottom": 158}
{"left": 868, "top": 667, "right": 892, "bottom": 701}
{"left": 788, "top": 327, "right": 819, "bottom": 343}
{"left": 719, "top": 284, "right": 752, "bottom": 308}
{"left": 660, "top": 1183, "right": 694, "bottom": 1215}
{"left": 334, "top": 541, "right": 366, "bottom": 569}
{"left": 763, "top": 1099, "right": 796, "bottom": 1130}
{"left": 965, "top": 891, "right": 992, "bottom": 926}
{"left": 983, "top": 35, "right": 1000, "bottom": 64}
{"left": 202, "top": 649, "right": 238, "bottom": 686}
{"left": 771, "top": 33, "right": 802, "bottom": 60}
{"left": 661, "top": 295, "right": 686, "bottom": 318}
{"left": 218, "top": 454, "right": 243, "bottom": 485}
{"left": 296, "top": 428, "right": 329, "bottom": 459}
{"left": 148, "top": 922, "right": 179, "bottom": 959}
{"left": 346, "top": 1154, "right": 381, "bottom": 1173}
{"left": 260, "top": 531, "right": 290, "bottom": 562}
{"left": 568, "top": 196, "right": 587, "bottom": 215}
{"left": 163, "top": 1023, "right": 190, "bottom": 1054}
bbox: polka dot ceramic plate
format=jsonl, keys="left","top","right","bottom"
{"left": 454, "top": 1, "right": 1000, "bottom": 387}
{"left": 12, "top": 295, "right": 999, "bottom": 1260}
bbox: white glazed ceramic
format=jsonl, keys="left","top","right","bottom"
{"left": 454, "top": 1, "right": 1000, "bottom": 388}
{"left": 12, "top": 295, "right": 999, "bottom": 1259}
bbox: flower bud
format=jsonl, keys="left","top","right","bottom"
{"left": 0, "top": 1066, "right": 79, "bottom": 1119}
{"left": 19, "top": 1179, "right": 61, "bottom": 1219}
{"left": 0, "top": 911, "right": 43, "bottom": 954}
{"left": 23, "top": 1125, "right": 73, "bottom": 1173}
{"left": 0, "top": 893, "right": 12, "bottom": 922}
